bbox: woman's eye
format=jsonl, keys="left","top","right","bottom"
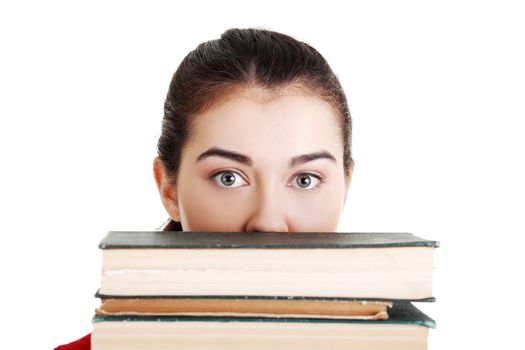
{"left": 210, "top": 170, "right": 247, "bottom": 189}
{"left": 291, "top": 173, "right": 324, "bottom": 190}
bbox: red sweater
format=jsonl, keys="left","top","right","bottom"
{"left": 55, "top": 333, "right": 91, "bottom": 350}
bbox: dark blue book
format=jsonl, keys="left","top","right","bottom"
{"left": 97, "top": 231, "right": 438, "bottom": 302}
{"left": 92, "top": 302, "right": 434, "bottom": 350}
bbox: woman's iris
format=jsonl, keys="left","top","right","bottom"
{"left": 296, "top": 174, "right": 312, "bottom": 188}
{"left": 220, "top": 172, "right": 236, "bottom": 186}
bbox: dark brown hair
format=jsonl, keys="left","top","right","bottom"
{"left": 157, "top": 28, "right": 353, "bottom": 231}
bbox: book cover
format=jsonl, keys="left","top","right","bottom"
{"left": 99, "top": 231, "right": 439, "bottom": 249}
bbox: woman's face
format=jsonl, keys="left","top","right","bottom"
{"left": 154, "top": 87, "right": 351, "bottom": 232}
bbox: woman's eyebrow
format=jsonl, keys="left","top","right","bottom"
{"left": 196, "top": 147, "right": 336, "bottom": 167}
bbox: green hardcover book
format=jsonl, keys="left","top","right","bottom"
{"left": 92, "top": 302, "right": 435, "bottom": 350}
{"left": 97, "top": 231, "right": 438, "bottom": 301}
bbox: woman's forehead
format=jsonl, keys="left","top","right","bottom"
{"left": 184, "top": 91, "right": 343, "bottom": 165}
{"left": 192, "top": 90, "right": 340, "bottom": 139}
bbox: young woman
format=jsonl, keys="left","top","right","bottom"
{"left": 55, "top": 27, "right": 353, "bottom": 350}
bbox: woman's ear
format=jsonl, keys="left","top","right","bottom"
{"left": 153, "top": 157, "right": 181, "bottom": 221}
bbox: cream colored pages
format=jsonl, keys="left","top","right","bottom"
{"left": 100, "top": 247, "right": 435, "bottom": 300}
{"left": 92, "top": 321, "right": 429, "bottom": 350}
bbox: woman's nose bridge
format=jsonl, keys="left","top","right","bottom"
{"left": 246, "top": 179, "right": 288, "bottom": 232}
{"left": 255, "top": 182, "right": 283, "bottom": 216}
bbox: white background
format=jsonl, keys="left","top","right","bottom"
{"left": 1, "top": 1, "right": 524, "bottom": 348}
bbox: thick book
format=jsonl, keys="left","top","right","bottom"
{"left": 92, "top": 302, "right": 435, "bottom": 350}
{"left": 97, "top": 231, "right": 438, "bottom": 301}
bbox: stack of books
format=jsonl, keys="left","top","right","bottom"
{"left": 91, "top": 231, "right": 438, "bottom": 350}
